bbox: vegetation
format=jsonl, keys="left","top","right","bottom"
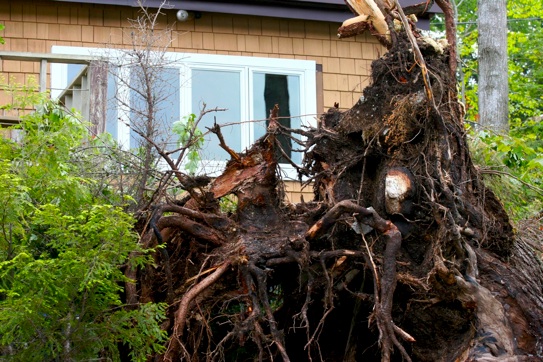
{"left": 433, "top": 0, "right": 543, "bottom": 219}
{"left": 0, "top": 93, "right": 166, "bottom": 361}
{"left": 0, "top": 5, "right": 207, "bottom": 358}
{"left": 442, "top": 0, "right": 543, "bottom": 123}
{"left": 470, "top": 125, "right": 543, "bottom": 220}
{"left": 172, "top": 113, "right": 204, "bottom": 175}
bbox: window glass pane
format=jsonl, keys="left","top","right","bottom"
{"left": 253, "top": 73, "right": 301, "bottom": 163}
{"left": 191, "top": 69, "right": 241, "bottom": 162}
{"left": 129, "top": 67, "right": 181, "bottom": 153}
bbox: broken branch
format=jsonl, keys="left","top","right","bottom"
{"left": 343, "top": 0, "right": 391, "bottom": 42}
{"left": 393, "top": 0, "right": 436, "bottom": 106}
{"left": 209, "top": 122, "right": 242, "bottom": 162}
{"left": 435, "top": 0, "right": 458, "bottom": 77}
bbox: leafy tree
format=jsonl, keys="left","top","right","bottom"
{"left": 432, "top": 1, "right": 543, "bottom": 219}
{"left": 507, "top": 0, "right": 543, "bottom": 126}
{"left": 0, "top": 93, "right": 166, "bottom": 361}
{"left": 434, "top": 0, "right": 543, "bottom": 125}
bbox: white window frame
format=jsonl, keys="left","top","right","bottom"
{"left": 51, "top": 46, "right": 317, "bottom": 179}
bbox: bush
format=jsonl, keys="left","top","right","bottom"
{"left": 0, "top": 97, "right": 166, "bottom": 361}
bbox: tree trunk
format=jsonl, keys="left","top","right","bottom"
{"left": 477, "top": 0, "right": 509, "bottom": 134}
{"left": 131, "top": 8, "right": 543, "bottom": 362}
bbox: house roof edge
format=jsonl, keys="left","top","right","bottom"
{"left": 52, "top": 0, "right": 437, "bottom": 29}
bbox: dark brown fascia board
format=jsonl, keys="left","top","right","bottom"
{"left": 52, "top": 0, "right": 437, "bottom": 28}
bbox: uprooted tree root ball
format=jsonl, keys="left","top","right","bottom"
{"left": 129, "top": 33, "right": 543, "bottom": 362}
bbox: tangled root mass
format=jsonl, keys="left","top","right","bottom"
{"left": 132, "top": 33, "right": 543, "bottom": 362}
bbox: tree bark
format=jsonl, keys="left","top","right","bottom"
{"left": 477, "top": 0, "right": 509, "bottom": 134}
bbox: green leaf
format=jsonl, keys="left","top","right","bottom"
{"left": 0, "top": 96, "right": 165, "bottom": 360}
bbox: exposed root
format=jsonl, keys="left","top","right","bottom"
{"left": 165, "top": 260, "right": 231, "bottom": 361}
{"left": 306, "top": 200, "right": 413, "bottom": 360}
{"left": 393, "top": 0, "right": 436, "bottom": 107}
{"left": 249, "top": 263, "right": 291, "bottom": 362}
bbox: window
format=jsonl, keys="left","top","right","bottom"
{"left": 51, "top": 46, "right": 317, "bottom": 179}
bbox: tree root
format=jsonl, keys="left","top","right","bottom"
{"left": 165, "top": 260, "right": 231, "bottom": 361}
{"left": 249, "top": 263, "right": 291, "bottom": 362}
{"left": 306, "top": 200, "right": 413, "bottom": 361}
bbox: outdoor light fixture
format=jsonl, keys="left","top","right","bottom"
{"left": 176, "top": 10, "right": 195, "bottom": 22}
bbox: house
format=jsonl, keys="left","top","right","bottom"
{"left": 0, "top": 0, "right": 439, "bottom": 201}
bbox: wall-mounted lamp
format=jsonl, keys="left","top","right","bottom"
{"left": 176, "top": 10, "right": 201, "bottom": 22}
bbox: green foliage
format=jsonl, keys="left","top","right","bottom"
{"left": 469, "top": 128, "right": 543, "bottom": 219}
{"left": 106, "top": 303, "right": 168, "bottom": 361}
{"left": 1, "top": 76, "right": 43, "bottom": 111}
{"left": 0, "top": 95, "right": 166, "bottom": 360}
{"left": 16, "top": 101, "right": 91, "bottom": 213}
{"left": 432, "top": 1, "right": 543, "bottom": 219}
{"left": 172, "top": 113, "right": 204, "bottom": 174}
{"left": 0, "top": 24, "right": 4, "bottom": 44}
{"left": 219, "top": 195, "right": 238, "bottom": 214}
{"left": 507, "top": 1, "right": 543, "bottom": 126}
{"left": 434, "top": 0, "right": 543, "bottom": 124}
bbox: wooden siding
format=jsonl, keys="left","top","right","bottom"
{"left": 285, "top": 180, "right": 314, "bottom": 204}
